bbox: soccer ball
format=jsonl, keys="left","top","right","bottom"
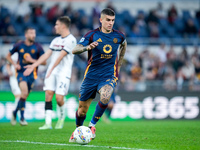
{"left": 73, "top": 126, "right": 92, "bottom": 145}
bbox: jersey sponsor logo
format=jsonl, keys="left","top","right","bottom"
{"left": 113, "top": 38, "right": 118, "bottom": 43}
{"left": 101, "top": 54, "right": 112, "bottom": 59}
{"left": 103, "top": 44, "right": 112, "bottom": 54}
{"left": 79, "top": 37, "right": 85, "bottom": 43}
{"left": 96, "top": 38, "right": 102, "bottom": 42}
{"left": 31, "top": 49, "right": 35, "bottom": 54}
{"left": 20, "top": 49, "right": 24, "bottom": 53}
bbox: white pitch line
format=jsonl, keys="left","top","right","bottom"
{"left": 0, "top": 140, "right": 153, "bottom": 150}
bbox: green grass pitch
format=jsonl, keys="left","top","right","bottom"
{"left": 0, "top": 120, "right": 200, "bottom": 150}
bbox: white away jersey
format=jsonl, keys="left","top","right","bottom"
{"left": 47, "top": 34, "right": 77, "bottom": 77}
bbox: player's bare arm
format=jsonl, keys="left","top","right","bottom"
{"left": 24, "top": 53, "right": 37, "bottom": 64}
{"left": 23, "top": 49, "right": 52, "bottom": 76}
{"left": 118, "top": 40, "right": 127, "bottom": 73}
{"left": 46, "top": 50, "right": 68, "bottom": 78}
{"left": 99, "top": 84, "right": 114, "bottom": 104}
{"left": 6, "top": 52, "right": 21, "bottom": 70}
{"left": 72, "top": 42, "right": 98, "bottom": 54}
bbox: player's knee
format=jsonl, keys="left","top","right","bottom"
{"left": 21, "top": 91, "right": 28, "bottom": 99}
{"left": 78, "top": 110, "right": 87, "bottom": 117}
{"left": 56, "top": 95, "right": 64, "bottom": 105}
{"left": 100, "top": 97, "right": 110, "bottom": 105}
{"left": 45, "top": 91, "right": 54, "bottom": 101}
{"left": 78, "top": 106, "right": 87, "bottom": 116}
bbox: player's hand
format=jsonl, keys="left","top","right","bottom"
{"left": 87, "top": 42, "right": 98, "bottom": 50}
{"left": 23, "top": 65, "right": 34, "bottom": 76}
{"left": 14, "top": 64, "right": 21, "bottom": 70}
{"left": 24, "top": 53, "right": 36, "bottom": 63}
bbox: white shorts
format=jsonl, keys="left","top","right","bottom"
{"left": 43, "top": 73, "right": 70, "bottom": 96}
{"left": 9, "top": 76, "right": 21, "bottom": 95}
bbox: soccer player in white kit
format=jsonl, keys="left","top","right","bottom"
{"left": 24, "top": 16, "right": 77, "bottom": 129}
{"left": 6, "top": 53, "right": 21, "bottom": 107}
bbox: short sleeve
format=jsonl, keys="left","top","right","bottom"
{"left": 37, "top": 43, "right": 45, "bottom": 57}
{"left": 49, "top": 38, "right": 56, "bottom": 50}
{"left": 62, "top": 38, "right": 77, "bottom": 54}
{"left": 9, "top": 43, "right": 20, "bottom": 55}
{"left": 78, "top": 30, "right": 94, "bottom": 46}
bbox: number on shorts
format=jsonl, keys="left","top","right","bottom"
{"left": 59, "top": 82, "right": 66, "bottom": 88}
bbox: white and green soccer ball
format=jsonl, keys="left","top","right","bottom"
{"left": 73, "top": 126, "right": 93, "bottom": 145}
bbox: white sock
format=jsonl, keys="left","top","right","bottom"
{"left": 45, "top": 110, "right": 52, "bottom": 125}
{"left": 89, "top": 122, "right": 96, "bottom": 127}
{"left": 58, "top": 104, "right": 65, "bottom": 120}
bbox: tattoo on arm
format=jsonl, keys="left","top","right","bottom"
{"left": 72, "top": 44, "right": 88, "bottom": 54}
{"left": 118, "top": 40, "right": 127, "bottom": 71}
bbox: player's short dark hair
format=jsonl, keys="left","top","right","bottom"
{"left": 101, "top": 8, "right": 115, "bottom": 16}
{"left": 24, "top": 27, "right": 35, "bottom": 33}
{"left": 57, "top": 16, "right": 71, "bottom": 28}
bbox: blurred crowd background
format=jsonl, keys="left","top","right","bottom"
{"left": 0, "top": 0, "right": 200, "bottom": 92}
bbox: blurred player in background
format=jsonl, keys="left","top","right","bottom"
{"left": 24, "top": 16, "right": 77, "bottom": 130}
{"left": 69, "top": 8, "right": 127, "bottom": 142}
{"left": 6, "top": 27, "right": 46, "bottom": 126}
{"left": 6, "top": 52, "right": 21, "bottom": 108}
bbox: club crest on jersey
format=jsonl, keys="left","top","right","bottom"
{"left": 20, "top": 49, "right": 24, "bottom": 53}
{"left": 113, "top": 38, "right": 118, "bottom": 43}
{"left": 31, "top": 49, "right": 35, "bottom": 54}
{"left": 79, "top": 37, "right": 85, "bottom": 43}
{"left": 103, "top": 44, "right": 112, "bottom": 54}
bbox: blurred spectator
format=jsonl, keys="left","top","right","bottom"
{"left": 177, "top": 60, "right": 195, "bottom": 90}
{"left": 191, "top": 46, "right": 200, "bottom": 81}
{"left": 130, "top": 62, "right": 142, "bottom": 82}
{"left": 155, "top": 2, "right": 166, "bottom": 19}
{"left": 47, "top": 3, "right": 62, "bottom": 24}
{"left": 184, "top": 18, "right": 198, "bottom": 37}
{"left": 106, "top": 1, "right": 116, "bottom": 12}
{"left": 163, "top": 65, "right": 176, "bottom": 91}
{"left": 135, "top": 11, "right": 147, "bottom": 28}
{"left": 146, "top": 9, "right": 159, "bottom": 24}
{"left": 146, "top": 10, "right": 160, "bottom": 37}
{"left": 157, "top": 43, "right": 167, "bottom": 63}
{"left": 0, "top": 16, "right": 17, "bottom": 36}
{"left": 12, "top": 0, "right": 31, "bottom": 23}
{"left": 29, "top": 3, "right": 43, "bottom": 23}
{"left": 167, "top": 4, "right": 178, "bottom": 24}
{"left": 30, "top": 3, "right": 43, "bottom": 17}
{"left": 92, "top": 17, "right": 100, "bottom": 29}
{"left": 70, "top": 24, "right": 80, "bottom": 37}
{"left": 92, "top": 1, "right": 101, "bottom": 19}
{"left": 63, "top": 2, "right": 73, "bottom": 17}
{"left": 129, "top": 25, "right": 141, "bottom": 38}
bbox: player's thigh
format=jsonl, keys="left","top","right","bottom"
{"left": 9, "top": 76, "right": 21, "bottom": 95}
{"left": 43, "top": 74, "right": 56, "bottom": 91}
{"left": 19, "top": 81, "right": 29, "bottom": 98}
{"left": 79, "top": 78, "right": 98, "bottom": 101}
{"left": 45, "top": 90, "right": 55, "bottom": 102}
{"left": 55, "top": 76, "right": 70, "bottom": 96}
